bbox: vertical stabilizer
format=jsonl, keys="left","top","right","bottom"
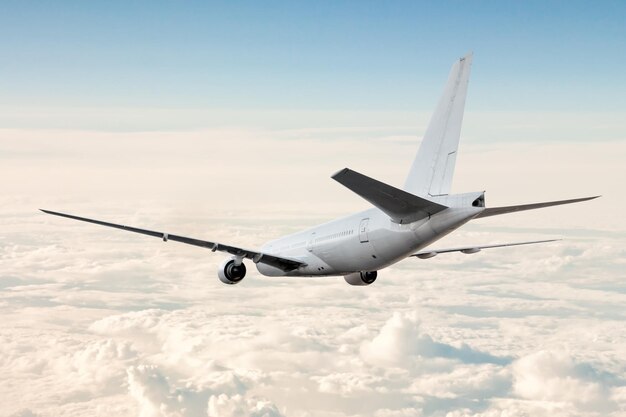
{"left": 404, "top": 53, "right": 473, "bottom": 197}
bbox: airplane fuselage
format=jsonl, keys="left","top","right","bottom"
{"left": 257, "top": 206, "right": 484, "bottom": 277}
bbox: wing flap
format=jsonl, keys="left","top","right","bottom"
{"left": 40, "top": 209, "right": 305, "bottom": 271}
{"left": 332, "top": 168, "right": 448, "bottom": 224}
{"left": 411, "top": 239, "right": 560, "bottom": 259}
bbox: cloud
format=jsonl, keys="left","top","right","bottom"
{"left": 312, "top": 372, "right": 385, "bottom": 396}
{"left": 360, "top": 313, "right": 507, "bottom": 368}
{"left": 374, "top": 408, "right": 423, "bottom": 417}
{"left": 8, "top": 411, "right": 41, "bottom": 417}
{"left": 64, "top": 338, "right": 137, "bottom": 396}
{"left": 1, "top": 128, "right": 625, "bottom": 417}
{"left": 406, "top": 364, "right": 510, "bottom": 399}
{"left": 207, "top": 394, "right": 284, "bottom": 417}
{"left": 512, "top": 350, "right": 614, "bottom": 410}
{"left": 441, "top": 351, "right": 623, "bottom": 417}
{"left": 127, "top": 364, "right": 208, "bottom": 417}
{"left": 127, "top": 365, "right": 283, "bottom": 417}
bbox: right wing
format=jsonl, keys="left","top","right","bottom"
{"left": 475, "top": 196, "right": 599, "bottom": 219}
{"left": 40, "top": 209, "right": 306, "bottom": 272}
{"left": 411, "top": 239, "right": 559, "bottom": 259}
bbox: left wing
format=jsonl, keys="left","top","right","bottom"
{"left": 411, "top": 239, "right": 559, "bottom": 259}
{"left": 40, "top": 209, "right": 306, "bottom": 271}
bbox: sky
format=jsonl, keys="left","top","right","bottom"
{"left": 1, "top": 2, "right": 626, "bottom": 417}
{"left": 2, "top": 0, "right": 626, "bottom": 128}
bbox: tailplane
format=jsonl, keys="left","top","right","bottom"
{"left": 332, "top": 168, "right": 447, "bottom": 224}
{"left": 404, "top": 53, "right": 473, "bottom": 197}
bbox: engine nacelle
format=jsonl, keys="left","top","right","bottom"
{"left": 344, "top": 271, "right": 377, "bottom": 286}
{"left": 218, "top": 258, "right": 247, "bottom": 285}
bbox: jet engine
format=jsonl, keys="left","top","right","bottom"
{"left": 218, "top": 258, "right": 247, "bottom": 284}
{"left": 344, "top": 271, "right": 377, "bottom": 286}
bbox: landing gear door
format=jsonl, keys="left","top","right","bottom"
{"left": 359, "top": 218, "right": 369, "bottom": 243}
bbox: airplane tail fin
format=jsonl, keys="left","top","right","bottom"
{"left": 404, "top": 53, "right": 473, "bottom": 198}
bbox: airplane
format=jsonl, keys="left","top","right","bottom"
{"left": 41, "top": 53, "right": 598, "bottom": 286}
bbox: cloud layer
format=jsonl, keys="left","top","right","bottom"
{"left": 1, "top": 128, "right": 624, "bottom": 416}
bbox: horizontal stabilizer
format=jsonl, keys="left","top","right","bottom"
{"left": 332, "top": 168, "right": 448, "bottom": 224}
{"left": 411, "top": 239, "right": 560, "bottom": 259}
{"left": 475, "top": 196, "right": 600, "bottom": 219}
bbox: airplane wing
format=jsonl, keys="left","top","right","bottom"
{"left": 474, "top": 196, "right": 599, "bottom": 218}
{"left": 410, "top": 239, "right": 559, "bottom": 259}
{"left": 40, "top": 209, "right": 306, "bottom": 272}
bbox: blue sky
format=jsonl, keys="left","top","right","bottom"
{"left": 1, "top": 1, "right": 625, "bottom": 119}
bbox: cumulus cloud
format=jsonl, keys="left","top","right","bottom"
{"left": 207, "top": 394, "right": 283, "bottom": 417}
{"left": 65, "top": 338, "right": 137, "bottom": 395}
{"left": 360, "top": 313, "right": 507, "bottom": 368}
{"left": 312, "top": 372, "right": 385, "bottom": 396}
{"left": 127, "top": 365, "right": 283, "bottom": 417}
{"left": 406, "top": 364, "right": 510, "bottom": 399}
{"left": 512, "top": 350, "right": 613, "bottom": 410}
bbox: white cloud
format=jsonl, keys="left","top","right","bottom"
{"left": 1, "top": 128, "right": 625, "bottom": 417}
{"left": 8, "top": 410, "right": 41, "bottom": 417}
{"left": 207, "top": 394, "right": 284, "bottom": 417}
{"left": 374, "top": 408, "right": 423, "bottom": 417}
{"left": 313, "top": 372, "right": 385, "bottom": 396}
{"left": 127, "top": 365, "right": 283, "bottom": 417}
{"left": 406, "top": 365, "right": 510, "bottom": 399}
{"left": 127, "top": 364, "right": 208, "bottom": 417}
{"left": 512, "top": 350, "right": 613, "bottom": 410}
{"left": 360, "top": 313, "right": 506, "bottom": 368}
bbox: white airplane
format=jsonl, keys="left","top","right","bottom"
{"left": 42, "top": 53, "right": 598, "bottom": 285}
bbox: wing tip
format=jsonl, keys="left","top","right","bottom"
{"left": 538, "top": 238, "right": 561, "bottom": 244}
{"left": 575, "top": 195, "right": 601, "bottom": 203}
{"left": 331, "top": 167, "right": 350, "bottom": 179}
